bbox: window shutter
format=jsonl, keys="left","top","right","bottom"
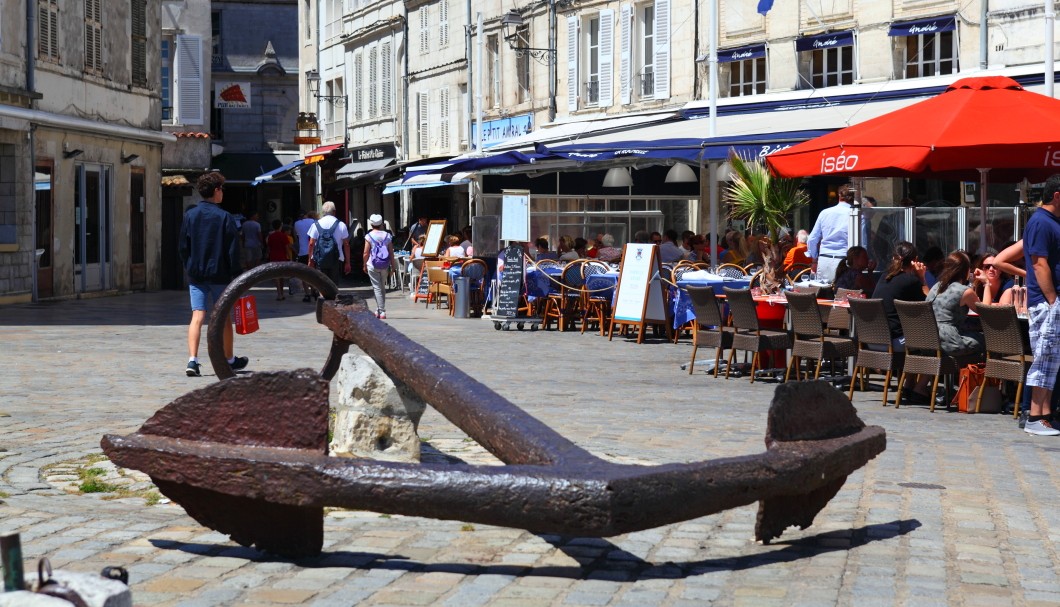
{"left": 38, "top": 3, "right": 50, "bottom": 58}
{"left": 85, "top": 0, "right": 102, "bottom": 72}
{"left": 653, "top": 0, "right": 670, "bottom": 99}
{"left": 48, "top": 3, "right": 58, "bottom": 59}
{"left": 566, "top": 15, "right": 579, "bottom": 112}
{"left": 175, "top": 34, "right": 203, "bottom": 125}
{"left": 420, "top": 6, "right": 430, "bottom": 55}
{"left": 131, "top": 0, "right": 147, "bottom": 86}
{"left": 440, "top": 0, "right": 449, "bottom": 48}
{"left": 440, "top": 87, "right": 450, "bottom": 151}
{"left": 368, "top": 46, "right": 378, "bottom": 117}
{"left": 354, "top": 53, "right": 363, "bottom": 120}
{"left": 418, "top": 91, "right": 429, "bottom": 155}
{"left": 381, "top": 41, "right": 392, "bottom": 115}
{"left": 619, "top": 5, "right": 632, "bottom": 105}
{"left": 598, "top": 9, "right": 614, "bottom": 108}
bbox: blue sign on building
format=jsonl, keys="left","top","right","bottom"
{"left": 474, "top": 114, "right": 534, "bottom": 149}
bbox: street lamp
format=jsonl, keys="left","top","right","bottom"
{"left": 500, "top": 9, "right": 556, "bottom": 63}
{"left": 305, "top": 69, "right": 348, "bottom": 145}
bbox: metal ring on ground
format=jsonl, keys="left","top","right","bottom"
{"left": 207, "top": 262, "right": 342, "bottom": 380}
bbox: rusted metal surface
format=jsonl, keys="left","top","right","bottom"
{"left": 103, "top": 263, "right": 886, "bottom": 558}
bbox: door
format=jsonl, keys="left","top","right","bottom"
{"left": 129, "top": 170, "right": 146, "bottom": 290}
{"left": 74, "top": 164, "right": 111, "bottom": 292}
{"left": 35, "top": 163, "right": 54, "bottom": 298}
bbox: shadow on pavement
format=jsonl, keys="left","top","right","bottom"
{"left": 149, "top": 519, "right": 919, "bottom": 581}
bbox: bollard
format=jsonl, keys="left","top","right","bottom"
{"left": 452, "top": 276, "right": 470, "bottom": 318}
{"left": 1, "top": 534, "right": 24, "bottom": 591}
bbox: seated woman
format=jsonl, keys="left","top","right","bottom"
{"left": 974, "top": 254, "right": 1016, "bottom": 305}
{"left": 719, "top": 230, "right": 749, "bottom": 265}
{"left": 596, "top": 234, "right": 622, "bottom": 262}
{"left": 557, "top": 235, "right": 579, "bottom": 261}
{"left": 927, "top": 250, "right": 985, "bottom": 357}
{"left": 443, "top": 235, "right": 466, "bottom": 258}
{"left": 535, "top": 237, "right": 559, "bottom": 260}
{"left": 871, "top": 241, "right": 929, "bottom": 351}
{"left": 833, "top": 246, "right": 877, "bottom": 293}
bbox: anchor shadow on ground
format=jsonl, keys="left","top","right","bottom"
{"left": 149, "top": 518, "right": 919, "bottom": 581}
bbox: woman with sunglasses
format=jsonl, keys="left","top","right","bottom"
{"left": 974, "top": 255, "right": 1016, "bottom": 305}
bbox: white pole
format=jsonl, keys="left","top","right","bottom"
{"left": 476, "top": 12, "right": 484, "bottom": 154}
{"left": 708, "top": 0, "right": 719, "bottom": 267}
{"left": 1048, "top": 0, "right": 1055, "bottom": 98}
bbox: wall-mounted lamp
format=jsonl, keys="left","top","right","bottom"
{"left": 500, "top": 9, "right": 555, "bottom": 63}
{"left": 665, "top": 163, "right": 698, "bottom": 183}
{"left": 602, "top": 167, "right": 633, "bottom": 188}
{"left": 121, "top": 154, "right": 140, "bottom": 164}
{"left": 63, "top": 149, "right": 84, "bottom": 159}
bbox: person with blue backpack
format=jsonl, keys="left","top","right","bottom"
{"left": 363, "top": 214, "right": 396, "bottom": 319}
{"left": 307, "top": 201, "right": 351, "bottom": 287}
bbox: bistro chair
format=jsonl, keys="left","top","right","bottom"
{"left": 826, "top": 288, "right": 862, "bottom": 336}
{"left": 747, "top": 271, "right": 763, "bottom": 290}
{"left": 847, "top": 297, "right": 904, "bottom": 405}
{"left": 894, "top": 300, "right": 983, "bottom": 412}
{"left": 786, "top": 264, "right": 812, "bottom": 281}
{"left": 724, "top": 287, "right": 791, "bottom": 383}
{"left": 426, "top": 266, "right": 452, "bottom": 310}
{"left": 543, "top": 260, "right": 586, "bottom": 331}
{"left": 784, "top": 290, "right": 857, "bottom": 382}
{"left": 687, "top": 287, "right": 734, "bottom": 377}
{"left": 790, "top": 267, "right": 813, "bottom": 284}
{"left": 581, "top": 260, "right": 613, "bottom": 335}
{"left": 451, "top": 258, "right": 488, "bottom": 317}
{"left": 975, "top": 303, "right": 1032, "bottom": 417}
{"left": 715, "top": 263, "right": 748, "bottom": 278}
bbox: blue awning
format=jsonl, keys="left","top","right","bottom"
{"left": 252, "top": 158, "right": 304, "bottom": 186}
{"left": 381, "top": 172, "right": 474, "bottom": 195}
{"left": 719, "top": 44, "right": 766, "bottom": 63}
{"left": 795, "top": 31, "right": 855, "bottom": 53}
{"left": 889, "top": 15, "right": 956, "bottom": 37}
{"left": 536, "top": 129, "right": 835, "bottom": 164}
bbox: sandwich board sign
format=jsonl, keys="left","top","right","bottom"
{"left": 609, "top": 243, "right": 672, "bottom": 343}
{"left": 500, "top": 190, "right": 530, "bottom": 242}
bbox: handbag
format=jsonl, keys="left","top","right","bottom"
{"left": 233, "top": 295, "right": 259, "bottom": 335}
{"left": 952, "top": 363, "right": 1001, "bottom": 413}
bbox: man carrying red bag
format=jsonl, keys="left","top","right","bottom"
{"left": 178, "top": 171, "right": 250, "bottom": 377}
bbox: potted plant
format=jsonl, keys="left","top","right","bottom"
{"left": 724, "top": 151, "right": 810, "bottom": 294}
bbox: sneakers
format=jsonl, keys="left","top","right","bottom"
{"left": 229, "top": 356, "right": 249, "bottom": 371}
{"left": 186, "top": 361, "right": 201, "bottom": 377}
{"left": 377, "top": 310, "right": 386, "bottom": 320}
{"left": 1024, "top": 419, "right": 1060, "bottom": 436}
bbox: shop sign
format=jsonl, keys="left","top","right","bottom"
{"left": 473, "top": 114, "right": 533, "bottom": 148}
{"left": 215, "top": 82, "right": 251, "bottom": 108}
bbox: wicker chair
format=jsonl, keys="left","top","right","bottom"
{"left": 543, "top": 260, "right": 586, "bottom": 331}
{"left": 687, "top": 287, "right": 735, "bottom": 377}
{"left": 975, "top": 303, "right": 1032, "bottom": 417}
{"left": 894, "top": 300, "right": 983, "bottom": 412}
{"left": 784, "top": 291, "right": 857, "bottom": 382}
{"left": 790, "top": 267, "right": 813, "bottom": 284}
{"left": 715, "top": 263, "right": 748, "bottom": 278}
{"left": 724, "top": 287, "right": 792, "bottom": 383}
{"left": 826, "top": 288, "right": 862, "bottom": 336}
{"left": 451, "top": 259, "right": 488, "bottom": 317}
{"left": 847, "top": 297, "right": 904, "bottom": 405}
{"left": 786, "top": 264, "right": 812, "bottom": 280}
{"left": 426, "top": 266, "right": 452, "bottom": 310}
{"left": 581, "top": 260, "right": 613, "bottom": 335}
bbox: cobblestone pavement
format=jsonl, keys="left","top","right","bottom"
{"left": 2, "top": 283, "right": 1060, "bottom": 606}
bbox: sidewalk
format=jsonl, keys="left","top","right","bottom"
{"left": 2, "top": 285, "right": 1059, "bottom": 606}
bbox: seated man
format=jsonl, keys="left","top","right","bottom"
{"left": 783, "top": 230, "right": 813, "bottom": 271}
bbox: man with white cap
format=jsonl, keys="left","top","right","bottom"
{"left": 363, "top": 214, "right": 397, "bottom": 319}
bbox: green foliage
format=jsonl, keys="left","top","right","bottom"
{"left": 79, "top": 478, "right": 118, "bottom": 493}
{"left": 725, "top": 152, "right": 810, "bottom": 242}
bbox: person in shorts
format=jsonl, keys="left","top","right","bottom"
{"left": 178, "top": 171, "right": 249, "bottom": 377}
{"left": 1022, "top": 174, "right": 1060, "bottom": 436}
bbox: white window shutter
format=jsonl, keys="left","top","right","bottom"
{"left": 619, "top": 5, "right": 632, "bottom": 105}
{"left": 440, "top": 87, "right": 450, "bottom": 151}
{"left": 418, "top": 91, "right": 429, "bottom": 155}
{"left": 566, "top": 15, "right": 579, "bottom": 112}
{"left": 653, "top": 0, "right": 670, "bottom": 99}
{"left": 381, "top": 41, "right": 392, "bottom": 115}
{"left": 598, "top": 9, "right": 614, "bottom": 108}
{"left": 420, "top": 6, "right": 430, "bottom": 55}
{"left": 440, "top": 0, "right": 449, "bottom": 48}
{"left": 354, "top": 53, "right": 363, "bottom": 120}
{"left": 175, "top": 34, "right": 203, "bottom": 125}
{"left": 368, "top": 46, "right": 378, "bottom": 117}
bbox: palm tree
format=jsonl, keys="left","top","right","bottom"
{"left": 724, "top": 151, "right": 810, "bottom": 294}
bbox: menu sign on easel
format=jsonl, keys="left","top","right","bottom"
{"left": 609, "top": 243, "right": 671, "bottom": 343}
{"left": 501, "top": 190, "right": 530, "bottom": 242}
{"left": 494, "top": 245, "right": 525, "bottom": 319}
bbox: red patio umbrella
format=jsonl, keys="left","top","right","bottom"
{"left": 765, "top": 75, "right": 1060, "bottom": 251}
{"left": 766, "top": 76, "right": 1060, "bottom": 181}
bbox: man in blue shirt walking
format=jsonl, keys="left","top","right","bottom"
{"left": 1023, "top": 174, "right": 1060, "bottom": 436}
{"left": 807, "top": 184, "right": 854, "bottom": 283}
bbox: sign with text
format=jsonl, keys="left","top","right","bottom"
{"left": 500, "top": 190, "right": 530, "bottom": 242}
{"left": 613, "top": 244, "right": 666, "bottom": 323}
{"left": 215, "top": 82, "right": 251, "bottom": 108}
{"left": 494, "top": 245, "right": 525, "bottom": 320}
{"left": 423, "top": 220, "right": 447, "bottom": 256}
{"left": 473, "top": 114, "right": 534, "bottom": 148}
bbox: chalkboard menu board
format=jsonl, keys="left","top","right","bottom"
{"left": 415, "top": 263, "right": 430, "bottom": 300}
{"left": 494, "top": 245, "right": 524, "bottom": 319}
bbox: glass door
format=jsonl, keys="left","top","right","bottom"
{"left": 74, "top": 164, "right": 111, "bottom": 292}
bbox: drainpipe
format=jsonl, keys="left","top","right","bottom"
{"left": 476, "top": 12, "right": 484, "bottom": 155}
{"left": 548, "top": 0, "right": 557, "bottom": 122}
{"left": 27, "top": 0, "right": 38, "bottom": 303}
{"left": 402, "top": 9, "right": 411, "bottom": 225}
{"left": 1047, "top": 0, "right": 1055, "bottom": 98}
{"left": 979, "top": 0, "right": 988, "bottom": 70}
{"left": 466, "top": 0, "right": 473, "bottom": 149}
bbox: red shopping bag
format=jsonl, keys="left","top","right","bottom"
{"left": 233, "top": 295, "right": 259, "bottom": 335}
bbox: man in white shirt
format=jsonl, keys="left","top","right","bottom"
{"left": 807, "top": 185, "right": 854, "bottom": 283}
{"left": 307, "top": 201, "right": 352, "bottom": 287}
{"left": 294, "top": 209, "right": 318, "bottom": 301}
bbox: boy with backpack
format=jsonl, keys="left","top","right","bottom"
{"left": 307, "top": 201, "right": 351, "bottom": 287}
{"left": 363, "top": 214, "right": 396, "bottom": 319}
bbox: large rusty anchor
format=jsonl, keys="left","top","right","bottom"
{"left": 102, "top": 263, "right": 886, "bottom": 558}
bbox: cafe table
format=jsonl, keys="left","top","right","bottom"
{"left": 673, "top": 271, "right": 752, "bottom": 329}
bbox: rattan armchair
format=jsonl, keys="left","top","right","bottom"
{"left": 784, "top": 291, "right": 857, "bottom": 382}
{"left": 724, "top": 287, "right": 791, "bottom": 383}
{"left": 715, "top": 263, "right": 748, "bottom": 278}
{"left": 426, "top": 266, "right": 452, "bottom": 310}
{"left": 543, "top": 260, "right": 586, "bottom": 331}
{"left": 687, "top": 287, "right": 734, "bottom": 377}
{"left": 581, "top": 260, "right": 613, "bottom": 335}
{"left": 847, "top": 297, "right": 904, "bottom": 405}
{"left": 975, "top": 303, "right": 1032, "bottom": 417}
{"left": 894, "top": 300, "right": 983, "bottom": 412}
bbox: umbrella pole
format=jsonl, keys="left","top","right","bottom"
{"left": 979, "top": 168, "right": 990, "bottom": 255}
